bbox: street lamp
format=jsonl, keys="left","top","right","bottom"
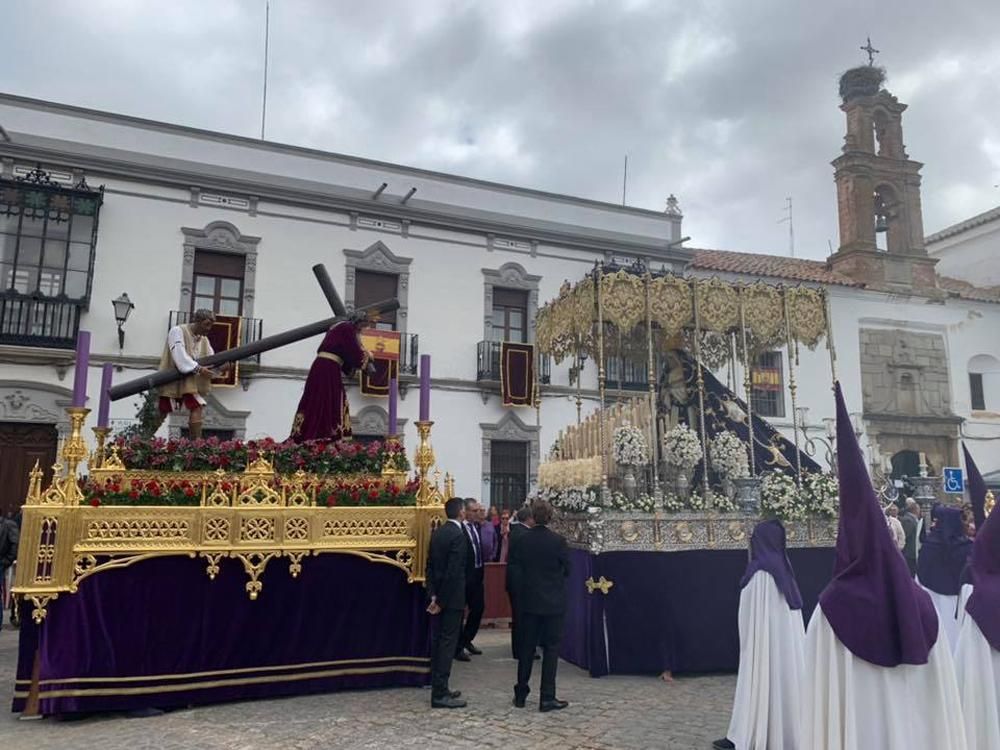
{"left": 112, "top": 292, "right": 135, "bottom": 350}
{"left": 795, "top": 406, "right": 863, "bottom": 473}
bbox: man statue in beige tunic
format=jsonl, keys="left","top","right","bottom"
{"left": 152, "top": 309, "right": 226, "bottom": 439}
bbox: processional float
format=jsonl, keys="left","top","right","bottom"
{"left": 13, "top": 265, "right": 451, "bottom": 629}
{"left": 534, "top": 261, "right": 845, "bottom": 552}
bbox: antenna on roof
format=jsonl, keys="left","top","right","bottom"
{"left": 622, "top": 155, "right": 628, "bottom": 207}
{"left": 778, "top": 197, "right": 795, "bottom": 258}
{"left": 260, "top": 0, "right": 270, "bottom": 140}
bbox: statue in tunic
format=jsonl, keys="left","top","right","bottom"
{"left": 290, "top": 316, "right": 371, "bottom": 442}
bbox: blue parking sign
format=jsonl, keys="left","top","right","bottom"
{"left": 942, "top": 467, "right": 964, "bottom": 495}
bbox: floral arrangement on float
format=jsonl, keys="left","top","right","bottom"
{"left": 83, "top": 435, "right": 418, "bottom": 508}
{"left": 709, "top": 431, "right": 750, "bottom": 480}
{"left": 612, "top": 422, "right": 648, "bottom": 466}
{"left": 760, "top": 470, "right": 840, "bottom": 521}
{"left": 662, "top": 424, "right": 702, "bottom": 472}
{"left": 536, "top": 456, "right": 602, "bottom": 511}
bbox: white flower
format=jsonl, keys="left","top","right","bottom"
{"left": 613, "top": 422, "right": 648, "bottom": 466}
{"left": 709, "top": 432, "right": 750, "bottom": 480}
{"left": 535, "top": 485, "right": 599, "bottom": 511}
{"left": 803, "top": 472, "right": 839, "bottom": 517}
{"left": 663, "top": 424, "right": 702, "bottom": 472}
{"left": 761, "top": 471, "right": 805, "bottom": 521}
{"left": 609, "top": 491, "right": 656, "bottom": 512}
{"left": 538, "top": 457, "right": 602, "bottom": 489}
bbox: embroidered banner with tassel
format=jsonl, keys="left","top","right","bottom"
{"left": 500, "top": 342, "right": 535, "bottom": 407}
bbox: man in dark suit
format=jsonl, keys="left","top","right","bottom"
{"left": 505, "top": 506, "right": 534, "bottom": 659}
{"left": 508, "top": 499, "right": 570, "bottom": 712}
{"left": 426, "top": 497, "right": 468, "bottom": 708}
{"left": 455, "top": 498, "right": 486, "bottom": 661}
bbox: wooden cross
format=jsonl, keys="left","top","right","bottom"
{"left": 861, "top": 37, "right": 880, "bottom": 66}
{"left": 109, "top": 264, "right": 398, "bottom": 401}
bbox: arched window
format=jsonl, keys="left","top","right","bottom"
{"left": 968, "top": 354, "right": 1000, "bottom": 412}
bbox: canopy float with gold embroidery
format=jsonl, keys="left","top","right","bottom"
{"left": 535, "top": 260, "right": 838, "bottom": 515}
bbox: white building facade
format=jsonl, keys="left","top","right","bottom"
{"left": 1, "top": 74, "right": 998, "bottom": 516}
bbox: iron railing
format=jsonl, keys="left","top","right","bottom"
{"left": 476, "top": 340, "right": 551, "bottom": 384}
{"left": 0, "top": 293, "right": 81, "bottom": 348}
{"left": 398, "top": 333, "right": 419, "bottom": 375}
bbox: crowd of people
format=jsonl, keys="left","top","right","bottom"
{"left": 714, "top": 384, "right": 999, "bottom": 749}
{"left": 425, "top": 497, "right": 570, "bottom": 712}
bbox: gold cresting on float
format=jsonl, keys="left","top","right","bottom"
{"left": 13, "top": 412, "right": 448, "bottom": 624}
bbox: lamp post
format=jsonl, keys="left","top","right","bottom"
{"left": 112, "top": 292, "right": 135, "bottom": 351}
{"left": 794, "top": 406, "right": 863, "bottom": 474}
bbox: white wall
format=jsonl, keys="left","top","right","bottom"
{"left": 928, "top": 219, "right": 1000, "bottom": 286}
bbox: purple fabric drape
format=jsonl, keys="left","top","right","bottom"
{"left": 13, "top": 553, "right": 430, "bottom": 716}
{"left": 964, "top": 444, "right": 988, "bottom": 531}
{"left": 819, "top": 382, "right": 938, "bottom": 667}
{"left": 966, "top": 500, "right": 1000, "bottom": 651}
{"left": 560, "top": 546, "right": 834, "bottom": 676}
{"left": 918, "top": 506, "right": 973, "bottom": 596}
{"left": 739, "top": 520, "right": 803, "bottom": 610}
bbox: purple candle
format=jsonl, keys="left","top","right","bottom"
{"left": 71, "top": 330, "right": 91, "bottom": 407}
{"left": 419, "top": 354, "right": 431, "bottom": 421}
{"left": 388, "top": 376, "right": 398, "bottom": 435}
{"left": 97, "top": 362, "right": 114, "bottom": 427}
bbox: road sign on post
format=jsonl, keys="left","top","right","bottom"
{"left": 943, "top": 467, "right": 965, "bottom": 495}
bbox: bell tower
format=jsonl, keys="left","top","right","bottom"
{"left": 828, "top": 61, "right": 938, "bottom": 291}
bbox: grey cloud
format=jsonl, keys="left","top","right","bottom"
{"left": 3, "top": 0, "right": 998, "bottom": 259}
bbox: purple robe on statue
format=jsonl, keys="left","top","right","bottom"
{"left": 290, "top": 321, "right": 367, "bottom": 442}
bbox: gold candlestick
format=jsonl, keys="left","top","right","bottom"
{"left": 62, "top": 407, "right": 91, "bottom": 505}
{"left": 414, "top": 420, "right": 436, "bottom": 506}
{"left": 91, "top": 426, "right": 112, "bottom": 469}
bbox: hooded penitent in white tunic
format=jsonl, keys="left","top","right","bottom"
{"left": 801, "top": 384, "right": 967, "bottom": 750}
{"left": 954, "top": 445, "right": 1000, "bottom": 750}
{"left": 724, "top": 520, "right": 805, "bottom": 750}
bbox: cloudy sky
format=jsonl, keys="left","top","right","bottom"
{"left": 4, "top": 1, "right": 999, "bottom": 258}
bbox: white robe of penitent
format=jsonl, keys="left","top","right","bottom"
{"left": 922, "top": 585, "right": 961, "bottom": 653}
{"left": 954, "top": 599, "right": 1000, "bottom": 749}
{"left": 802, "top": 610, "right": 968, "bottom": 750}
{"left": 957, "top": 584, "right": 973, "bottom": 628}
{"left": 725, "top": 571, "right": 805, "bottom": 750}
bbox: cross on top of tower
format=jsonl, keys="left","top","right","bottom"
{"left": 861, "top": 36, "right": 880, "bottom": 66}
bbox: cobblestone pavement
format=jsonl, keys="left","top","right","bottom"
{"left": 0, "top": 627, "right": 735, "bottom": 750}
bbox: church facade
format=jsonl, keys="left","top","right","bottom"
{"left": 0, "top": 63, "right": 997, "bottom": 513}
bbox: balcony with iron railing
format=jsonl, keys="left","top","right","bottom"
{"left": 603, "top": 355, "right": 666, "bottom": 392}
{"left": 476, "top": 340, "right": 551, "bottom": 385}
{"left": 396, "top": 332, "right": 419, "bottom": 375}
{"left": 0, "top": 293, "right": 81, "bottom": 348}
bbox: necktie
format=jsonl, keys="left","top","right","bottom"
{"left": 466, "top": 523, "right": 482, "bottom": 568}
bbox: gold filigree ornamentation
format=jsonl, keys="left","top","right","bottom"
{"left": 786, "top": 286, "right": 827, "bottom": 349}
{"left": 740, "top": 283, "right": 786, "bottom": 350}
{"left": 672, "top": 521, "right": 694, "bottom": 543}
{"left": 600, "top": 270, "right": 645, "bottom": 333}
{"left": 584, "top": 576, "right": 614, "bottom": 595}
{"left": 648, "top": 275, "right": 693, "bottom": 336}
{"left": 203, "top": 516, "right": 231, "bottom": 543}
{"left": 284, "top": 517, "right": 310, "bottom": 541}
{"left": 233, "top": 551, "right": 277, "bottom": 600}
{"left": 28, "top": 594, "right": 57, "bottom": 624}
{"left": 240, "top": 516, "right": 276, "bottom": 543}
{"left": 286, "top": 550, "right": 307, "bottom": 578}
{"left": 727, "top": 521, "right": 747, "bottom": 542}
{"left": 695, "top": 278, "right": 740, "bottom": 332}
{"left": 202, "top": 552, "right": 226, "bottom": 580}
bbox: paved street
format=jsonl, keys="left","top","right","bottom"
{"left": 0, "top": 627, "right": 734, "bottom": 750}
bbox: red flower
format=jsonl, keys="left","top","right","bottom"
{"left": 350, "top": 489, "right": 361, "bottom": 502}
{"left": 184, "top": 487, "right": 195, "bottom": 497}
{"left": 388, "top": 485, "right": 400, "bottom": 496}
{"left": 325, "top": 495, "right": 336, "bottom": 507}
{"left": 129, "top": 490, "right": 139, "bottom": 500}
{"left": 90, "top": 497, "right": 101, "bottom": 508}
{"left": 368, "top": 489, "right": 379, "bottom": 500}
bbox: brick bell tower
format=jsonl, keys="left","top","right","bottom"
{"left": 827, "top": 62, "right": 939, "bottom": 292}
